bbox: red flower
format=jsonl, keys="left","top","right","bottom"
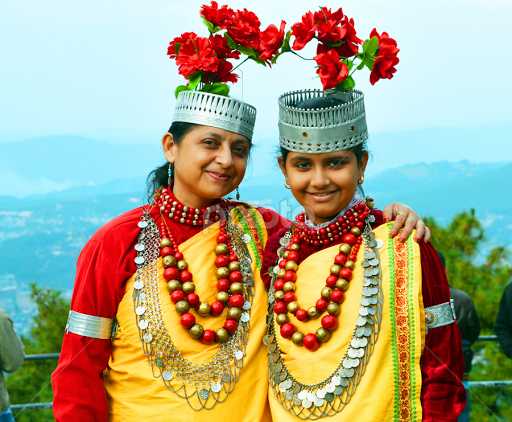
{"left": 167, "top": 32, "right": 197, "bottom": 59}
{"left": 173, "top": 34, "right": 220, "bottom": 78}
{"left": 204, "top": 60, "right": 238, "bottom": 84}
{"left": 200, "top": 1, "right": 234, "bottom": 29}
{"left": 209, "top": 34, "right": 240, "bottom": 60}
{"left": 336, "top": 17, "right": 361, "bottom": 58}
{"left": 369, "top": 28, "right": 399, "bottom": 85}
{"left": 291, "top": 11, "right": 315, "bottom": 50}
{"left": 315, "top": 48, "right": 349, "bottom": 90}
{"left": 258, "top": 20, "right": 286, "bottom": 62}
{"left": 226, "top": 8, "right": 261, "bottom": 50}
{"left": 314, "top": 7, "right": 345, "bottom": 44}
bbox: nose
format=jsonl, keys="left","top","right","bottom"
{"left": 310, "top": 166, "right": 330, "bottom": 189}
{"left": 215, "top": 143, "right": 233, "bottom": 168}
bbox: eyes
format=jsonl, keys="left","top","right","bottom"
{"left": 292, "top": 157, "right": 350, "bottom": 171}
{"left": 202, "top": 138, "right": 250, "bottom": 158}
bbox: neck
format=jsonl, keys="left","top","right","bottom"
{"left": 172, "top": 181, "right": 217, "bottom": 209}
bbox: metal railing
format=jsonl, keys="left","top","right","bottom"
{"left": 10, "top": 335, "right": 512, "bottom": 411}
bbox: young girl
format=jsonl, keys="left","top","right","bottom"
{"left": 265, "top": 88, "right": 465, "bottom": 421}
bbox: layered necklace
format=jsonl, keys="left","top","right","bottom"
{"left": 273, "top": 201, "right": 369, "bottom": 351}
{"left": 154, "top": 187, "right": 247, "bottom": 345}
{"left": 266, "top": 200, "right": 383, "bottom": 419}
{"left": 131, "top": 187, "right": 257, "bottom": 410}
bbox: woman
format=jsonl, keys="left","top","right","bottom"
{"left": 51, "top": 4, "right": 429, "bottom": 421}
{"left": 265, "top": 88, "right": 465, "bottom": 421}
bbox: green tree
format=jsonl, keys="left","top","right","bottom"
{"left": 7, "top": 284, "right": 68, "bottom": 422}
{"left": 425, "top": 210, "right": 512, "bottom": 421}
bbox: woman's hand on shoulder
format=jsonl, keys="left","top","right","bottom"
{"left": 382, "top": 203, "right": 431, "bottom": 243}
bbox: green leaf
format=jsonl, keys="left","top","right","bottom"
{"left": 224, "top": 33, "right": 260, "bottom": 61}
{"left": 186, "top": 72, "right": 202, "bottom": 90}
{"left": 201, "top": 16, "right": 220, "bottom": 34}
{"left": 338, "top": 76, "right": 355, "bottom": 91}
{"left": 343, "top": 59, "right": 354, "bottom": 71}
{"left": 280, "top": 31, "right": 292, "bottom": 53}
{"left": 174, "top": 84, "right": 188, "bottom": 98}
{"left": 363, "top": 36, "right": 379, "bottom": 56}
{"left": 201, "top": 82, "right": 230, "bottom": 96}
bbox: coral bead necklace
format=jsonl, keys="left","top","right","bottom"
{"left": 154, "top": 188, "right": 247, "bottom": 345}
{"left": 273, "top": 201, "right": 370, "bottom": 351}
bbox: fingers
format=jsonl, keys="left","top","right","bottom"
{"left": 389, "top": 212, "right": 408, "bottom": 238}
{"left": 398, "top": 212, "right": 418, "bottom": 242}
{"left": 424, "top": 226, "right": 432, "bottom": 243}
{"left": 382, "top": 204, "right": 394, "bottom": 222}
{"left": 413, "top": 220, "right": 426, "bottom": 242}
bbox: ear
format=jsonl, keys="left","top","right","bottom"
{"left": 277, "top": 156, "right": 288, "bottom": 178}
{"left": 358, "top": 152, "right": 369, "bottom": 179}
{"left": 162, "top": 133, "right": 177, "bottom": 164}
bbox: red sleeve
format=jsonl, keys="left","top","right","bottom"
{"left": 51, "top": 207, "right": 145, "bottom": 422}
{"left": 419, "top": 242, "right": 466, "bottom": 421}
{"left": 257, "top": 207, "right": 291, "bottom": 289}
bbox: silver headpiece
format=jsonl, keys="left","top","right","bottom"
{"left": 278, "top": 89, "right": 368, "bottom": 153}
{"left": 173, "top": 91, "right": 257, "bottom": 140}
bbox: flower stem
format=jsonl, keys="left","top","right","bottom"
{"left": 291, "top": 50, "right": 315, "bottom": 61}
{"left": 232, "top": 57, "right": 250, "bottom": 72}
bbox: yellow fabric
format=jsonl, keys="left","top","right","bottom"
{"left": 104, "top": 208, "right": 270, "bottom": 422}
{"left": 268, "top": 224, "right": 425, "bottom": 421}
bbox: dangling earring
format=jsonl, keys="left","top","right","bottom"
{"left": 284, "top": 181, "right": 291, "bottom": 189}
{"left": 235, "top": 187, "right": 240, "bottom": 201}
{"left": 167, "top": 163, "right": 174, "bottom": 187}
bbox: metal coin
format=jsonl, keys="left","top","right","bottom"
{"left": 134, "top": 280, "right": 144, "bottom": 290}
{"left": 137, "top": 220, "right": 148, "bottom": 229}
{"left": 314, "top": 397, "right": 325, "bottom": 407}
{"left": 234, "top": 350, "right": 244, "bottom": 360}
{"left": 356, "top": 316, "right": 367, "bottom": 327}
{"left": 325, "top": 383, "right": 336, "bottom": 393}
{"left": 279, "top": 379, "right": 292, "bottom": 391}
{"left": 138, "top": 319, "right": 149, "bottom": 330}
{"left": 334, "top": 386, "right": 343, "bottom": 396}
{"left": 134, "top": 243, "right": 145, "bottom": 252}
{"left": 302, "top": 399, "right": 313, "bottom": 409}
{"left": 162, "top": 370, "right": 173, "bottom": 381}
{"left": 306, "top": 392, "right": 316, "bottom": 402}
{"left": 134, "top": 256, "right": 145, "bottom": 265}
{"left": 325, "top": 393, "right": 335, "bottom": 403}
{"left": 375, "top": 239, "right": 384, "bottom": 249}
{"left": 243, "top": 301, "right": 251, "bottom": 310}
{"left": 369, "top": 258, "right": 379, "bottom": 266}
{"left": 211, "top": 382, "right": 222, "bottom": 393}
{"left": 297, "top": 390, "right": 307, "bottom": 401}
{"left": 198, "top": 389, "right": 209, "bottom": 400}
{"left": 240, "top": 312, "right": 250, "bottom": 323}
{"left": 285, "top": 390, "right": 294, "bottom": 401}
{"left": 143, "top": 332, "right": 153, "bottom": 343}
{"left": 340, "top": 378, "right": 349, "bottom": 387}
{"left": 243, "top": 234, "right": 252, "bottom": 244}
{"left": 316, "top": 389, "right": 326, "bottom": 399}
{"left": 332, "top": 375, "right": 341, "bottom": 386}
{"left": 359, "top": 307, "right": 369, "bottom": 316}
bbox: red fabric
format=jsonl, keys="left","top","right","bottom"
{"left": 260, "top": 210, "right": 465, "bottom": 421}
{"left": 52, "top": 204, "right": 285, "bottom": 421}
{"left": 419, "top": 241, "right": 466, "bottom": 421}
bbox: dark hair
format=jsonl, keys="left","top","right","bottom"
{"left": 279, "top": 95, "right": 368, "bottom": 165}
{"left": 146, "top": 122, "right": 197, "bottom": 199}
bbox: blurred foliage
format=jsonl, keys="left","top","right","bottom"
{"left": 7, "top": 284, "right": 68, "bottom": 422}
{"left": 425, "top": 209, "right": 512, "bottom": 421}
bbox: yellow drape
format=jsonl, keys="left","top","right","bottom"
{"left": 268, "top": 224, "right": 425, "bottom": 421}
{"left": 104, "top": 208, "right": 270, "bottom": 422}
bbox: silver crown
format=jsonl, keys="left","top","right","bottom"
{"left": 278, "top": 89, "right": 368, "bottom": 153}
{"left": 173, "top": 91, "right": 257, "bottom": 140}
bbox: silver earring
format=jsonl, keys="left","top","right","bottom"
{"left": 235, "top": 187, "right": 240, "bottom": 201}
{"left": 167, "top": 163, "right": 173, "bottom": 186}
{"left": 284, "top": 181, "right": 291, "bottom": 189}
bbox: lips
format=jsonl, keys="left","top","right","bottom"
{"left": 305, "top": 190, "right": 339, "bottom": 202}
{"left": 206, "top": 170, "right": 231, "bottom": 182}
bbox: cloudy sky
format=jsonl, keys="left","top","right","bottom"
{"left": 2, "top": 0, "right": 510, "bottom": 138}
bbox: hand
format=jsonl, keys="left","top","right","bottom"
{"left": 382, "top": 203, "right": 431, "bottom": 243}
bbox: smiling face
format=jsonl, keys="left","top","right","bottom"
{"left": 162, "top": 125, "right": 251, "bottom": 208}
{"left": 279, "top": 149, "right": 368, "bottom": 225}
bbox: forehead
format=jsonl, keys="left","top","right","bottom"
{"left": 189, "top": 125, "right": 250, "bottom": 144}
{"left": 287, "top": 150, "right": 353, "bottom": 161}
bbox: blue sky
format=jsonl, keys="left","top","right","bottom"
{"left": 1, "top": 0, "right": 511, "bottom": 187}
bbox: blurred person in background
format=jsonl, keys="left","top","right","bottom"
{"left": 495, "top": 282, "right": 512, "bottom": 359}
{"left": 0, "top": 308, "right": 24, "bottom": 422}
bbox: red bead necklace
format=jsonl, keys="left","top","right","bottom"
{"left": 273, "top": 201, "right": 370, "bottom": 351}
{"left": 154, "top": 190, "right": 246, "bottom": 345}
